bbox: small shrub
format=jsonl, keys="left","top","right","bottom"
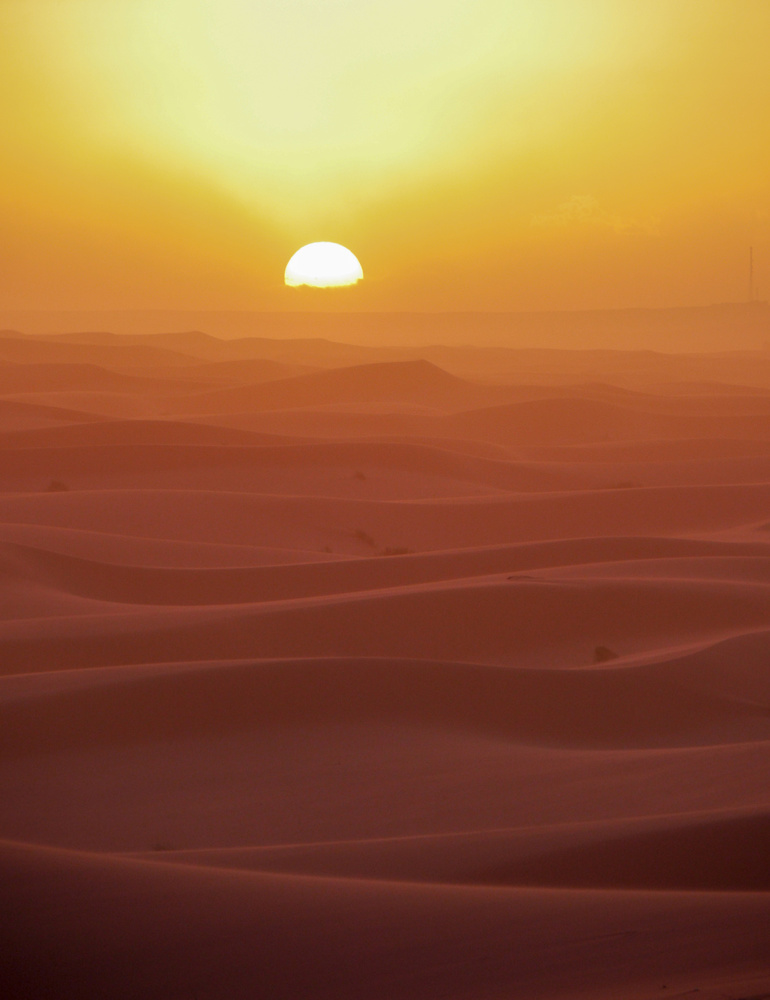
{"left": 380, "top": 546, "right": 414, "bottom": 556}
{"left": 353, "top": 529, "right": 376, "bottom": 548}
{"left": 604, "top": 480, "right": 640, "bottom": 490}
{"left": 593, "top": 645, "right": 618, "bottom": 663}
{"left": 353, "top": 470, "right": 367, "bottom": 481}
{"left": 321, "top": 545, "right": 332, "bottom": 553}
{"left": 45, "top": 479, "right": 68, "bottom": 492}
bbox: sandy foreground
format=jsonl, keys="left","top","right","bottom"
{"left": 1, "top": 328, "right": 769, "bottom": 1000}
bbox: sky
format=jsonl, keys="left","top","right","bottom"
{"left": 1, "top": 0, "right": 769, "bottom": 313}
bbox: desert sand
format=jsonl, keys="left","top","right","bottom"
{"left": 1, "top": 325, "right": 769, "bottom": 1000}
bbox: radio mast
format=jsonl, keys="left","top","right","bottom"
{"left": 749, "top": 246, "right": 754, "bottom": 302}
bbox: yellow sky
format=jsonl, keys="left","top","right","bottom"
{"left": 1, "top": 0, "right": 768, "bottom": 311}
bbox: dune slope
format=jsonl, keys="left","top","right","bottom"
{"left": 1, "top": 337, "right": 769, "bottom": 1000}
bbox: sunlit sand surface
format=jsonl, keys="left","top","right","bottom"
{"left": 1, "top": 324, "right": 769, "bottom": 1000}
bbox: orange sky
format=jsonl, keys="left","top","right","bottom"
{"left": 1, "top": 0, "right": 768, "bottom": 312}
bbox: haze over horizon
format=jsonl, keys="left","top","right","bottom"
{"left": 2, "top": 0, "right": 768, "bottom": 317}
{"left": 2, "top": 301, "right": 768, "bottom": 353}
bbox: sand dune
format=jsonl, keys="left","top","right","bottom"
{"left": 520, "top": 436, "right": 770, "bottom": 462}
{"left": 445, "top": 396, "right": 770, "bottom": 446}
{"left": 0, "top": 361, "right": 211, "bottom": 395}
{"left": 419, "top": 341, "right": 770, "bottom": 387}
{"left": 178, "top": 367, "right": 770, "bottom": 423}
{"left": 174, "top": 358, "right": 519, "bottom": 414}
{"left": 2, "top": 534, "right": 769, "bottom": 604}
{"left": 4, "top": 566, "right": 770, "bottom": 680}
{"left": 0, "top": 522, "right": 341, "bottom": 567}
{"left": 3, "top": 839, "right": 769, "bottom": 1000}
{"left": 0, "top": 397, "right": 100, "bottom": 430}
{"left": 0, "top": 417, "right": 304, "bottom": 450}
{"left": 3, "top": 642, "right": 770, "bottom": 753}
{"left": 0, "top": 388, "right": 178, "bottom": 418}
{"left": 146, "top": 357, "right": 319, "bottom": 383}
{"left": 10, "top": 317, "right": 770, "bottom": 377}
{"left": 0, "top": 439, "right": 602, "bottom": 496}
{"left": 2, "top": 482, "right": 769, "bottom": 549}
{"left": 0, "top": 331, "right": 199, "bottom": 368}
{"left": 2, "top": 338, "right": 768, "bottom": 999}
{"left": 181, "top": 393, "right": 770, "bottom": 447}
{"left": 3, "top": 430, "right": 770, "bottom": 495}
{"left": 137, "top": 807, "right": 770, "bottom": 891}
{"left": 3, "top": 670, "right": 768, "bottom": 851}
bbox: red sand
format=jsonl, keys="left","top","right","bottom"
{"left": 1, "top": 330, "right": 769, "bottom": 1000}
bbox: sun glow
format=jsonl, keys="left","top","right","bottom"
{"left": 1, "top": 2, "right": 769, "bottom": 310}
{"left": 285, "top": 243, "right": 363, "bottom": 288}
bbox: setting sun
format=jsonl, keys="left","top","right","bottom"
{"left": 284, "top": 242, "right": 363, "bottom": 288}
{"left": 0, "top": 1, "right": 768, "bottom": 310}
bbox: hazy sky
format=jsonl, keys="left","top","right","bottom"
{"left": 2, "top": 0, "right": 768, "bottom": 311}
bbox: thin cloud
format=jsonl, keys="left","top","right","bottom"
{"left": 532, "top": 195, "right": 659, "bottom": 236}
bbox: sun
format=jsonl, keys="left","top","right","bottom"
{"left": 285, "top": 242, "right": 363, "bottom": 288}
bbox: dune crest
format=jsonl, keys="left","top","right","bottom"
{"left": 1, "top": 330, "right": 769, "bottom": 999}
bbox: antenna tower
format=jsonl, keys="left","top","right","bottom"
{"left": 749, "top": 246, "right": 754, "bottom": 302}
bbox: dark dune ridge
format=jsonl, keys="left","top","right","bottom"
{"left": 140, "top": 807, "right": 770, "bottom": 891}
{"left": 3, "top": 838, "right": 768, "bottom": 1000}
{"left": 3, "top": 301, "right": 768, "bottom": 350}
{"left": 0, "top": 361, "right": 212, "bottom": 395}
{"left": 0, "top": 331, "right": 200, "bottom": 369}
{"left": 0, "top": 418, "right": 306, "bottom": 450}
{"left": 0, "top": 396, "right": 101, "bottom": 430}
{"left": 1, "top": 327, "right": 769, "bottom": 1000}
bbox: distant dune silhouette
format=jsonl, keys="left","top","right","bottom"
{"left": 2, "top": 300, "right": 768, "bottom": 350}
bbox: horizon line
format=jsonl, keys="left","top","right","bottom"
{"left": 2, "top": 300, "right": 767, "bottom": 318}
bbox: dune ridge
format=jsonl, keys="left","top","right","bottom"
{"left": 3, "top": 837, "right": 769, "bottom": 1000}
{"left": 1, "top": 331, "right": 768, "bottom": 999}
{"left": 133, "top": 807, "right": 770, "bottom": 891}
